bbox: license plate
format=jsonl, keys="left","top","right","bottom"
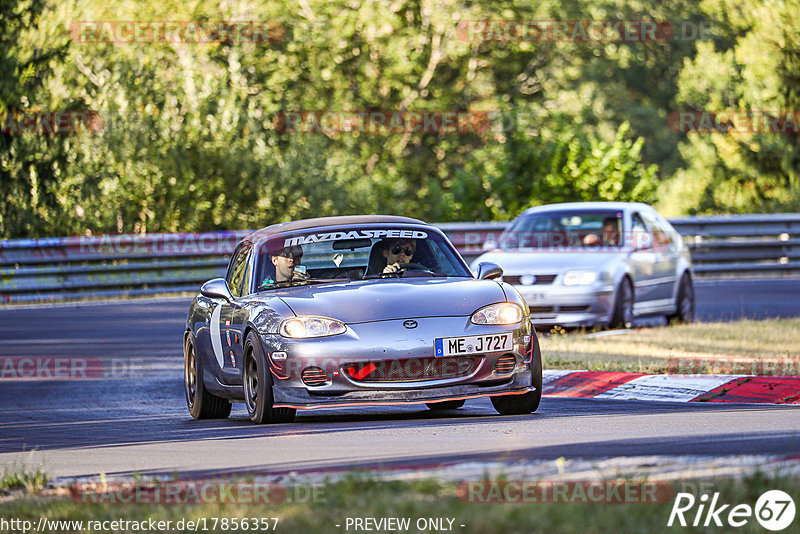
{"left": 523, "top": 292, "right": 545, "bottom": 302}
{"left": 434, "top": 333, "right": 513, "bottom": 357}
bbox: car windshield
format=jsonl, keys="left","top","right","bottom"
{"left": 500, "top": 210, "right": 625, "bottom": 250}
{"left": 255, "top": 226, "right": 470, "bottom": 290}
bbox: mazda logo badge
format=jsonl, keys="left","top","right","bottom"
{"left": 403, "top": 320, "right": 418, "bottom": 329}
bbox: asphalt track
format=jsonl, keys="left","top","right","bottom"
{"left": 1, "top": 278, "right": 799, "bottom": 480}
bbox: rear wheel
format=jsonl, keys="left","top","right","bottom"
{"left": 426, "top": 400, "right": 465, "bottom": 411}
{"left": 243, "top": 332, "right": 295, "bottom": 424}
{"left": 609, "top": 277, "right": 634, "bottom": 329}
{"left": 491, "top": 337, "right": 543, "bottom": 416}
{"left": 184, "top": 334, "right": 231, "bottom": 419}
{"left": 667, "top": 273, "right": 694, "bottom": 324}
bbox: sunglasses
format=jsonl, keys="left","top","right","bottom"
{"left": 391, "top": 246, "right": 415, "bottom": 256}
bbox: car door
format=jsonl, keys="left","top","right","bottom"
{"left": 640, "top": 209, "right": 678, "bottom": 304}
{"left": 212, "top": 242, "right": 252, "bottom": 385}
{"left": 628, "top": 211, "right": 658, "bottom": 305}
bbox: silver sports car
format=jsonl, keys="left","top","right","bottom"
{"left": 472, "top": 202, "right": 694, "bottom": 329}
{"left": 184, "top": 215, "right": 541, "bottom": 423}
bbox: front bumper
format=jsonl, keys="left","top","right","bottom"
{"left": 273, "top": 370, "right": 533, "bottom": 409}
{"left": 514, "top": 284, "right": 615, "bottom": 327}
{"left": 260, "top": 316, "right": 535, "bottom": 408}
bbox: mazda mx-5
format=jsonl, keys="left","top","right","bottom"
{"left": 184, "top": 215, "right": 542, "bottom": 423}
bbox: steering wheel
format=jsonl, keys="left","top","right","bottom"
{"left": 399, "top": 263, "right": 434, "bottom": 273}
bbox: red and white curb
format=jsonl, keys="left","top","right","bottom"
{"left": 542, "top": 371, "right": 800, "bottom": 404}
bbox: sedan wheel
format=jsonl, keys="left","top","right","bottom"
{"left": 609, "top": 277, "right": 634, "bottom": 329}
{"left": 667, "top": 274, "right": 695, "bottom": 324}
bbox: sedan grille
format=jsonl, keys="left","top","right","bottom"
{"left": 559, "top": 305, "right": 590, "bottom": 312}
{"left": 493, "top": 354, "right": 517, "bottom": 375}
{"left": 503, "top": 274, "right": 557, "bottom": 285}
{"left": 343, "top": 357, "right": 479, "bottom": 383}
{"left": 301, "top": 367, "right": 329, "bottom": 387}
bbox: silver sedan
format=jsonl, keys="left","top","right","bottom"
{"left": 472, "top": 202, "right": 694, "bottom": 329}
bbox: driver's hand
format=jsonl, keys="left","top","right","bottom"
{"left": 292, "top": 268, "right": 309, "bottom": 281}
{"left": 383, "top": 263, "right": 401, "bottom": 273}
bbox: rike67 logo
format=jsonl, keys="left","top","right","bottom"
{"left": 668, "top": 490, "right": 796, "bottom": 531}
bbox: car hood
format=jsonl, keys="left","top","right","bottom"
{"left": 265, "top": 278, "right": 506, "bottom": 323}
{"left": 473, "top": 250, "right": 623, "bottom": 273}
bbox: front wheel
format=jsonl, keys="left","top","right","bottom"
{"left": 243, "top": 332, "right": 295, "bottom": 424}
{"left": 609, "top": 277, "right": 634, "bottom": 329}
{"left": 667, "top": 274, "right": 694, "bottom": 324}
{"left": 491, "top": 337, "right": 543, "bottom": 416}
{"left": 184, "top": 334, "right": 231, "bottom": 419}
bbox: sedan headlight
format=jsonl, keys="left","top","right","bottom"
{"left": 279, "top": 317, "right": 347, "bottom": 338}
{"left": 563, "top": 270, "right": 598, "bottom": 286}
{"left": 471, "top": 303, "right": 523, "bottom": 325}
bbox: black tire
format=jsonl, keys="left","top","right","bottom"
{"left": 491, "top": 336, "right": 543, "bottom": 415}
{"left": 609, "top": 277, "right": 634, "bottom": 329}
{"left": 243, "top": 331, "right": 295, "bottom": 424}
{"left": 184, "top": 334, "right": 231, "bottom": 419}
{"left": 667, "top": 273, "right": 695, "bottom": 324}
{"left": 426, "top": 400, "right": 466, "bottom": 411}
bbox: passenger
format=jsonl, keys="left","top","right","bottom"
{"left": 381, "top": 238, "right": 417, "bottom": 274}
{"left": 601, "top": 217, "right": 620, "bottom": 246}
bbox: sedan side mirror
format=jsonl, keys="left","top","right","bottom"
{"left": 200, "top": 278, "right": 234, "bottom": 303}
{"left": 477, "top": 262, "right": 503, "bottom": 280}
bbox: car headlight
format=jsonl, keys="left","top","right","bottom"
{"left": 563, "top": 270, "right": 598, "bottom": 286}
{"left": 471, "top": 303, "right": 523, "bottom": 325}
{"left": 279, "top": 317, "right": 347, "bottom": 338}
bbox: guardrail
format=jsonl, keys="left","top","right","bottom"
{"left": 1, "top": 214, "right": 798, "bottom": 302}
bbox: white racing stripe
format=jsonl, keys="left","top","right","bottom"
{"left": 593, "top": 374, "right": 744, "bottom": 402}
{"left": 209, "top": 304, "right": 225, "bottom": 368}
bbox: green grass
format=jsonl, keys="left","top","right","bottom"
{"left": 540, "top": 318, "right": 800, "bottom": 374}
{"left": 0, "top": 467, "right": 48, "bottom": 493}
{"left": 1, "top": 473, "right": 798, "bottom": 533}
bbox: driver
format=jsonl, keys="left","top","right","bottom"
{"left": 259, "top": 245, "right": 307, "bottom": 287}
{"left": 381, "top": 238, "right": 417, "bottom": 274}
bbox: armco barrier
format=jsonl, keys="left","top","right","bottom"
{"left": 1, "top": 214, "right": 798, "bottom": 302}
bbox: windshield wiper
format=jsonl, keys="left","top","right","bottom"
{"left": 258, "top": 278, "right": 349, "bottom": 290}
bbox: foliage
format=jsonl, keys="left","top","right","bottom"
{"left": 658, "top": 0, "right": 800, "bottom": 215}
{"left": 0, "top": 0, "right": 798, "bottom": 238}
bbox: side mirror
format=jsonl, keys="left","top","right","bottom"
{"left": 477, "top": 262, "right": 503, "bottom": 280}
{"left": 200, "top": 278, "right": 234, "bottom": 303}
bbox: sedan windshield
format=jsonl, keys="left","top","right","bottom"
{"left": 255, "top": 227, "right": 470, "bottom": 290}
{"left": 500, "top": 210, "right": 624, "bottom": 250}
